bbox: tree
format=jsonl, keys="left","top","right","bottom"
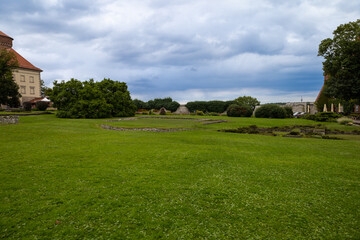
{"left": 133, "top": 99, "right": 148, "bottom": 110}
{"left": 40, "top": 79, "right": 52, "bottom": 97}
{"left": 145, "top": 97, "right": 180, "bottom": 112}
{"left": 227, "top": 104, "right": 252, "bottom": 117}
{"left": 318, "top": 19, "right": 360, "bottom": 101}
{"left": 0, "top": 49, "right": 21, "bottom": 107}
{"left": 49, "top": 78, "right": 136, "bottom": 118}
{"left": 234, "top": 96, "right": 260, "bottom": 111}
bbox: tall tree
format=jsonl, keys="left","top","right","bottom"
{"left": 318, "top": 19, "right": 360, "bottom": 101}
{"left": 234, "top": 96, "right": 260, "bottom": 111}
{"left": 0, "top": 49, "right": 21, "bottom": 107}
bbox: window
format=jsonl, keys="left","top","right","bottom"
{"left": 30, "top": 87, "right": 35, "bottom": 95}
{"left": 30, "top": 76, "right": 34, "bottom": 83}
{"left": 356, "top": 105, "right": 359, "bottom": 112}
{"left": 20, "top": 75, "right": 25, "bottom": 82}
{"left": 20, "top": 86, "right": 26, "bottom": 94}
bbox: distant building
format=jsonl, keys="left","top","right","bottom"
{"left": 0, "top": 30, "right": 42, "bottom": 104}
{"left": 285, "top": 102, "right": 317, "bottom": 114}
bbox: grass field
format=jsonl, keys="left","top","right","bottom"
{"left": 0, "top": 114, "right": 359, "bottom": 239}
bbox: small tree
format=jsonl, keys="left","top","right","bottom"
{"left": 0, "top": 49, "right": 21, "bottom": 107}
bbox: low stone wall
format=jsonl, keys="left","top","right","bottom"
{"left": 0, "top": 116, "right": 19, "bottom": 124}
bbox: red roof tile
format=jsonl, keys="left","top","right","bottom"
{"left": 10, "top": 48, "right": 42, "bottom": 72}
{"left": 0, "top": 31, "right": 13, "bottom": 39}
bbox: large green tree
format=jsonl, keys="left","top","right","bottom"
{"left": 0, "top": 49, "right": 21, "bottom": 107}
{"left": 49, "top": 78, "right": 136, "bottom": 118}
{"left": 234, "top": 96, "right": 260, "bottom": 111}
{"left": 318, "top": 19, "right": 360, "bottom": 101}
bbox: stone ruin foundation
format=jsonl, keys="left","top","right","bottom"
{"left": 0, "top": 116, "right": 19, "bottom": 124}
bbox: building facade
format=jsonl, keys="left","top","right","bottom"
{"left": 0, "top": 31, "right": 42, "bottom": 104}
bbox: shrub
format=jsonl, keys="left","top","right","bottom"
{"left": 196, "top": 110, "right": 205, "bottom": 116}
{"left": 303, "top": 114, "right": 316, "bottom": 121}
{"left": 284, "top": 106, "right": 293, "bottom": 118}
{"left": 206, "top": 112, "right": 220, "bottom": 116}
{"left": 314, "top": 112, "right": 341, "bottom": 122}
{"left": 227, "top": 104, "right": 252, "bottom": 117}
{"left": 23, "top": 102, "right": 32, "bottom": 111}
{"left": 255, "top": 104, "right": 287, "bottom": 118}
{"left": 289, "top": 129, "right": 301, "bottom": 135}
{"left": 35, "top": 101, "right": 48, "bottom": 111}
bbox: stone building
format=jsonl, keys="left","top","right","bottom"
{"left": 285, "top": 102, "right": 317, "bottom": 114}
{"left": 0, "top": 30, "right": 42, "bottom": 104}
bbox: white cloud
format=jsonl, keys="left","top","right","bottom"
{"left": 0, "top": 0, "right": 358, "bottom": 102}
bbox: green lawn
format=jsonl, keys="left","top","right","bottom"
{"left": 0, "top": 115, "right": 359, "bottom": 239}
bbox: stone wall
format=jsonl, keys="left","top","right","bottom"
{"left": 0, "top": 116, "right": 19, "bottom": 124}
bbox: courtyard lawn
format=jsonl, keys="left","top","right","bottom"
{"left": 0, "top": 114, "right": 359, "bottom": 239}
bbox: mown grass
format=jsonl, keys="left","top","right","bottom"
{"left": 0, "top": 114, "right": 359, "bottom": 239}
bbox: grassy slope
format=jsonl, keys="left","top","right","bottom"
{"left": 0, "top": 115, "right": 359, "bottom": 239}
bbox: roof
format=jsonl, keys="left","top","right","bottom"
{"left": 28, "top": 97, "right": 50, "bottom": 103}
{"left": 10, "top": 48, "right": 42, "bottom": 72}
{"left": 0, "top": 31, "right": 13, "bottom": 39}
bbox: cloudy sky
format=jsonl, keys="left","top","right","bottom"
{"left": 1, "top": 0, "right": 359, "bottom": 103}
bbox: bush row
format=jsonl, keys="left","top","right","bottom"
{"left": 186, "top": 100, "right": 237, "bottom": 113}
{"left": 133, "top": 98, "right": 180, "bottom": 112}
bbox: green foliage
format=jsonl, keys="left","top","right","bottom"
{"left": 284, "top": 106, "right": 294, "bottom": 118}
{"left": 186, "top": 100, "right": 237, "bottom": 113}
{"left": 40, "top": 79, "right": 51, "bottom": 97}
{"left": 313, "top": 112, "right": 341, "bottom": 122}
{"left": 255, "top": 104, "right": 287, "bottom": 118}
{"left": 146, "top": 97, "right": 180, "bottom": 112}
{"left": 318, "top": 19, "right": 360, "bottom": 101}
{"left": 35, "top": 101, "right": 48, "bottom": 111}
{"left": 133, "top": 99, "right": 148, "bottom": 110}
{"left": 49, "top": 78, "right": 136, "bottom": 118}
{"left": 0, "top": 49, "right": 21, "bottom": 107}
{"left": 234, "top": 96, "right": 260, "bottom": 111}
{"left": 22, "top": 102, "right": 32, "bottom": 111}
{"left": 196, "top": 110, "right": 205, "bottom": 115}
{"left": 206, "top": 100, "right": 228, "bottom": 113}
{"left": 186, "top": 101, "right": 208, "bottom": 112}
{"left": 206, "top": 112, "right": 220, "bottom": 116}
{"left": 227, "top": 104, "right": 252, "bottom": 117}
{"left": 303, "top": 114, "right": 316, "bottom": 121}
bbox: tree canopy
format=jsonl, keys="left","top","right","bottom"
{"left": 49, "top": 78, "right": 136, "bottom": 118}
{"left": 318, "top": 19, "right": 360, "bottom": 101}
{"left": 133, "top": 97, "right": 180, "bottom": 112}
{"left": 0, "top": 49, "right": 21, "bottom": 107}
{"left": 234, "top": 96, "right": 260, "bottom": 111}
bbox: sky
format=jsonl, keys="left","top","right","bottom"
{"left": 0, "top": 0, "right": 359, "bottom": 104}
